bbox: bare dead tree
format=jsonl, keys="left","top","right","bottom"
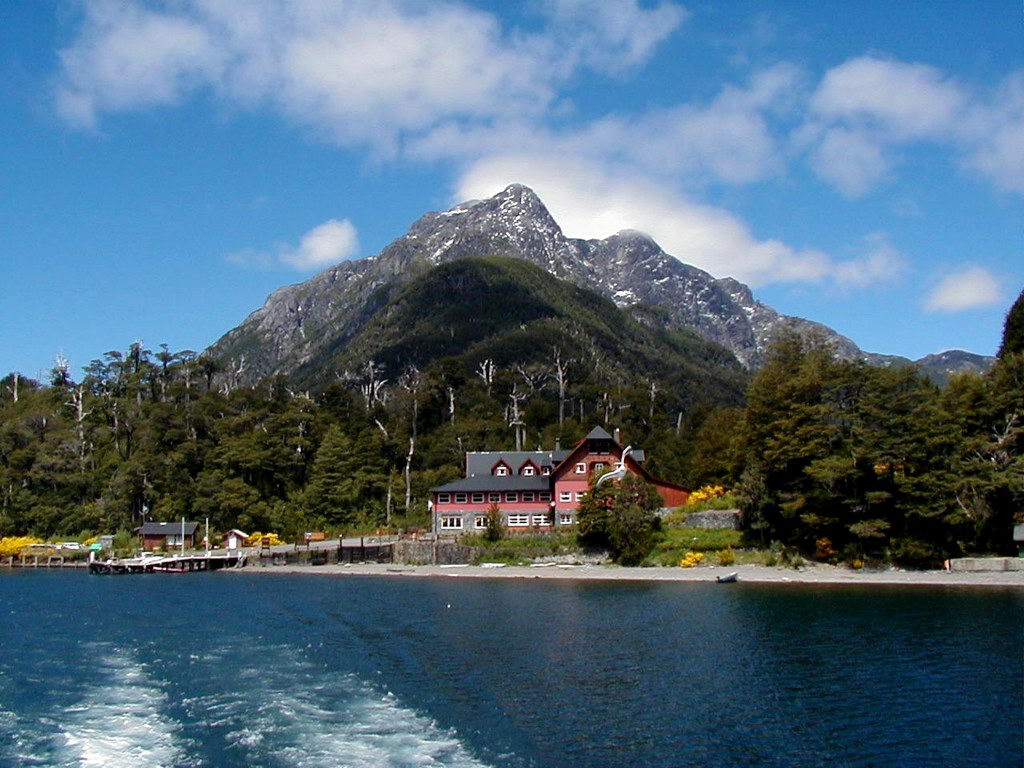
{"left": 359, "top": 360, "right": 389, "bottom": 410}
{"left": 514, "top": 362, "right": 548, "bottom": 393}
{"left": 552, "top": 348, "right": 571, "bottom": 427}
{"left": 508, "top": 383, "right": 526, "bottom": 450}
{"left": 447, "top": 386, "right": 456, "bottom": 425}
{"left": 399, "top": 366, "right": 422, "bottom": 512}
{"left": 6, "top": 372, "right": 18, "bottom": 403}
{"left": 67, "top": 384, "right": 92, "bottom": 471}
{"left": 476, "top": 358, "right": 496, "bottom": 395}
{"left": 648, "top": 380, "right": 659, "bottom": 421}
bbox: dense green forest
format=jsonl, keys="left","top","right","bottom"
{"left": 2, "top": 288, "right": 1021, "bottom": 565}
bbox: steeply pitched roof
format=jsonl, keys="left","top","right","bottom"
{"left": 584, "top": 426, "right": 614, "bottom": 441}
{"left": 432, "top": 476, "right": 551, "bottom": 493}
{"left": 465, "top": 450, "right": 566, "bottom": 477}
{"left": 137, "top": 521, "right": 199, "bottom": 536}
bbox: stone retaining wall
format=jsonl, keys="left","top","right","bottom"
{"left": 683, "top": 509, "right": 742, "bottom": 530}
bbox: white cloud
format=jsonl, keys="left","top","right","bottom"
{"left": 833, "top": 233, "right": 906, "bottom": 288}
{"left": 958, "top": 73, "right": 1024, "bottom": 194}
{"left": 812, "top": 56, "right": 965, "bottom": 138}
{"left": 230, "top": 218, "right": 359, "bottom": 272}
{"left": 925, "top": 267, "right": 1002, "bottom": 313}
{"left": 540, "top": 0, "right": 688, "bottom": 74}
{"left": 54, "top": 0, "right": 685, "bottom": 153}
{"left": 806, "top": 56, "right": 1024, "bottom": 197}
{"left": 55, "top": 0, "right": 554, "bottom": 151}
{"left": 55, "top": 0, "right": 223, "bottom": 128}
{"left": 808, "top": 126, "right": 889, "bottom": 198}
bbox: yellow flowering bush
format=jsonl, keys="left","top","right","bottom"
{"left": 83, "top": 536, "right": 98, "bottom": 547}
{"left": 247, "top": 531, "right": 283, "bottom": 547}
{"left": 716, "top": 548, "right": 735, "bottom": 566}
{"left": 679, "top": 551, "right": 704, "bottom": 568}
{"left": 0, "top": 537, "right": 44, "bottom": 557}
{"left": 686, "top": 485, "right": 727, "bottom": 506}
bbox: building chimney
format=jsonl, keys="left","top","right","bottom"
{"left": 555, "top": 438, "right": 561, "bottom": 451}
{"left": 613, "top": 428, "right": 622, "bottom": 444}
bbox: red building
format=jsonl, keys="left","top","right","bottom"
{"left": 429, "top": 427, "right": 689, "bottom": 534}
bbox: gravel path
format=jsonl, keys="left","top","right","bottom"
{"left": 235, "top": 561, "right": 1024, "bottom": 588}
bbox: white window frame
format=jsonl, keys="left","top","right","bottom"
{"left": 559, "top": 491, "right": 572, "bottom": 503}
{"left": 574, "top": 491, "right": 585, "bottom": 502}
{"left": 507, "top": 514, "right": 530, "bottom": 527}
{"left": 593, "top": 462, "right": 605, "bottom": 472}
{"left": 437, "top": 493, "right": 451, "bottom": 504}
{"left": 454, "top": 493, "right": 468, "bottom": 503}
{"left": 440, "top": 516, "right": 463, "bottom": 530}
{"left": 539, "top": 492, "right": 551, "bottom": 502}
{"left": 474, "top": 516, "right": 487, "bottom": 529}
{"left": 521, "top": 465, "right": 536, "bottom": 476}
{"left": 488, "top": 492, "right": 501, "bottom": 503}
{"left": 559, "top": 513, "right": 574, "bottom": 525}
{"left": 495, "top": 466, "right": 508, "bottom": 476}
{"left": 542, "top": 466, "right": 551, "bottom": 476}
{"left": 471, "top": 492, "right": 485, "bottom": 503}
{"left": 522, "top": 492, "right": 535, "bottom": 502}
{"left": 532, "top": 514, "right": 552, "bottom": 526}
{"left": 575, "top": 462, "right": 586, "bottom": 474}
{"left": 505, "top": 492, "right": 518, "bottom": 502}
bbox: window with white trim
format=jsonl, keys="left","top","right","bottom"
{"left": 575, "top": 491, "right": 585, "bottom": 502}
{"left": 440, "top": 516, "right": 463, "bottom": 530}
{"left": 507, "top": 514, "right": 530, "bottom": 527}
{"left": 488, "top": 492, "right": 501, "bottom": 503}
{"left": 539, "top": 492, "right": 551, "bottom": 502}
{"left": 559, "top": 513, "right": 574, "bottom": 525}
{"left": 559, "top": 491, "right": 572, "bottom": 503}
{"left": 454, "top": 493, "right": 468, "bottom": 503}
{"left": 471, "top": 492, "right": 485, "bottom": 503}
{"left": 505, "top": 492, "right": 518, "bottom": 502}
{"left": 474, "top": 516, "right": 487, "bottom": 529}
{"left": 521, "top": 466, "right": 535, "bottom": 476}
{"left": 532, "top": 514, "right": 552, "bottom": 526}
{"left": 593, "top": 462, "right": 605, "bottom": 473}
{"left": 575, "top": 462, "right": 586, "bottom": 474}
{"left": 438, "top": 493, "right": 451, "bottom": 504}
{"left": 522, "top": 492, "right": 535, "bottom": 502}
{"left": 495, "top": 466, "right": 508, "bottom": 476}
{"left": 542, "top": 466, "right": 551, "bottom": 475}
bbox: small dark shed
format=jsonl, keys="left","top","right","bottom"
{"left": 137, "top": 521, "right": 199, "bottom": 551}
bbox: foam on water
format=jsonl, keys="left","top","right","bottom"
{"left": 199, "top": 645, "right": 492, "bottom": 767}
{"left": 58, "top": 646, "right": 191, "bottom": 768}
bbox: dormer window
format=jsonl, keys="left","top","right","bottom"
{"left": 522, "top": 466, "right": 535, "bottom": 476}
{"left": 519, "top": 460, "right": 539, "bottom": 476}
{"left": 542, "top": 466, "right": 551, "bottom": 476}
{"left": 495, "top": 466, "right": 508, "bottom": 476}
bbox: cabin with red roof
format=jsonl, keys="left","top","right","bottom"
{"left": 429, "top": 427, "right": 689, "bottom": 534}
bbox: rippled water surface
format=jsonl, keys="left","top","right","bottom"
{"left": 0, "top": 571, "right": 1020, "bottom": 767}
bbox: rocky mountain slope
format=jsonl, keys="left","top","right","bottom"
{"left": 209, "top": 184, "right": 992, "bottom": 383}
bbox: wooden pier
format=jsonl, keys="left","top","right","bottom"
{"left": 2, "top": 555, "right": 90, "bottom": 569}
{"left": 87, "top": 551, "right": 248, "bottom": 574}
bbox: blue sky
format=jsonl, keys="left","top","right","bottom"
{"left": 1, "top": 1, "right": 1021, "bottom": 381}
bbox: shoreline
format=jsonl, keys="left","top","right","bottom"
{"left": 231, "top": 562, "right": 1024, "bottom": 588}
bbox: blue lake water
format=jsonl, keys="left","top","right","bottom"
{"left": 0, "top": 571, "right": 1020, "bottom": 768}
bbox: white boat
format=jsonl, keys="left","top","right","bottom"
{"left": 716, "top": 572, "right": 739, "bottom": 583}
